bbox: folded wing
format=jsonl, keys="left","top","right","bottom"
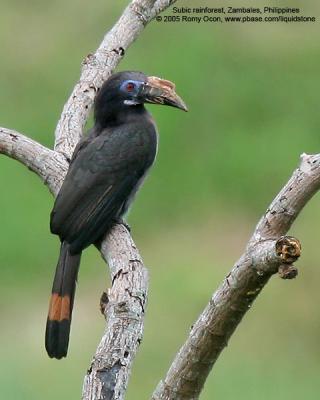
{"left": 51, "top": 123, "right": 157, "bottom": 254}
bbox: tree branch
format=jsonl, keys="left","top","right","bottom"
{"left": 54, "top": 0, "right": 178, "bottom": 158}
{"left": 152, "top": 153, "right": 320, "bottom": 400}
{"left": 3, "top": 0, "right": 317, "bottom": 399}
{"left": 0, "top": 127, "right": 67, "bottom": 196}
{"left": 1, "top": 1, "right": 179, "bottom": 399}
{"left": 82, "top": 224, "right": 148, "bottom": 400}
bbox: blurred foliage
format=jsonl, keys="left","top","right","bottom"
{"left": 0, "top": 0, "right": 320, "bottom": 399}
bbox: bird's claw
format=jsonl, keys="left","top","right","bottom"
{"left": 113, "top": 218, "right": 131, "bottom": 232}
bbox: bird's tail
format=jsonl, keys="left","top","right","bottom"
{"left": 45, "top": 241, "right": 81, "bottom": 359}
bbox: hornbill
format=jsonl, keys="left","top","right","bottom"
{"left": 45, "top": 71, "right": 187, "bottom": 359}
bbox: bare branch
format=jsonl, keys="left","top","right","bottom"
{"left": 4, "top": 0, "right": 316, "bottom": 399}
{"left": 67, "top": 1, "right": 178, "bottom": 398}
{"left": 2, "top": 1, "right": 178, "bottom": 399}
{"left": 54, "top": 0, "right": 178, "bottom": 158}
{"left": 152, "top": 153, "right": 320, "bottom": 400}
{"left": 82, "top": 224, "right": 148, "bottom": 400}
{"left": 0, "top": 127, "right": 68, "bottom": 196}
{"left": 254, "top": 153, "right": 320, "bottom": 239}
{"left": 150, "top": 0, "right": 178, "bottom": 17}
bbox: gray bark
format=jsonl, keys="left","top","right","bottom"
{"left": 152, "top": 153, "right": 320, "bottom": 399}
{"left": 0, "top": 1, "right": 318, "bottom": 399}
{"left": 82, "top": 224, "right": 148, "bottom": 399}
{"left": 54, "top": 0, "right": 178, "bottom": 157}
{"left": 0, "top": 1, "right": 177, "bottom": 399}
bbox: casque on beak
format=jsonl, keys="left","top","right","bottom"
{"left": 141, "top": 76, "right": 188, "bottom": 112}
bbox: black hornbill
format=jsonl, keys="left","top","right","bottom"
{"left": 45, "top": 71, "right": 187, "bottom": 359}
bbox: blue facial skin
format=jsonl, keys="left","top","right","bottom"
{"left": 120, "top": 80, "right": 144, "bottom": 98}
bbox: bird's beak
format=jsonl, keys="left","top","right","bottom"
{"left": 141, "top": 76, "right": 188, "bottom": 112}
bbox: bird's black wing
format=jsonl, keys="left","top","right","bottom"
{"left": 50, "top": 122, "right": 157, "bottom": 253}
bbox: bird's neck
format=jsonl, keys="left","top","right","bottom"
{"left": 95, "top": 103, "right": 149, "bottom": 130}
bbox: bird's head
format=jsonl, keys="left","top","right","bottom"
{"left": 94, "top": 71, "right": 188, "bottom": 125}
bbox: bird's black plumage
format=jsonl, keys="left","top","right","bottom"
{"left": 45, "top": 71, "right": 187, "bottom": 359}
{"left": 51, "top": 105, "right": 157, "bottom": 253}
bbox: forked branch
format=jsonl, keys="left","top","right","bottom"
{"left": 1, "top": 1, "right": 178, "bottom": 399}
{"left": 1, "top": 0, "right": 319, "bottom": 399}
{"left": 152, "top": 153, "right": 320, "bottom": 399}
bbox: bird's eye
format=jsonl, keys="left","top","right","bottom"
{"left": 126, "top": 82, "right": 135, "bottom": 92}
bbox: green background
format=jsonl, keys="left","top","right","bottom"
{"left": 0, "top": 0, "right": 320, "bottom": 398}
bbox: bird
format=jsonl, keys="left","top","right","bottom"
{"left": 45, "top": 71, "right": 187, "bottom": 359}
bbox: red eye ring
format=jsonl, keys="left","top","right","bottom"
{"left": 126, "top": 82, "right": 135, "bottom": 92}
